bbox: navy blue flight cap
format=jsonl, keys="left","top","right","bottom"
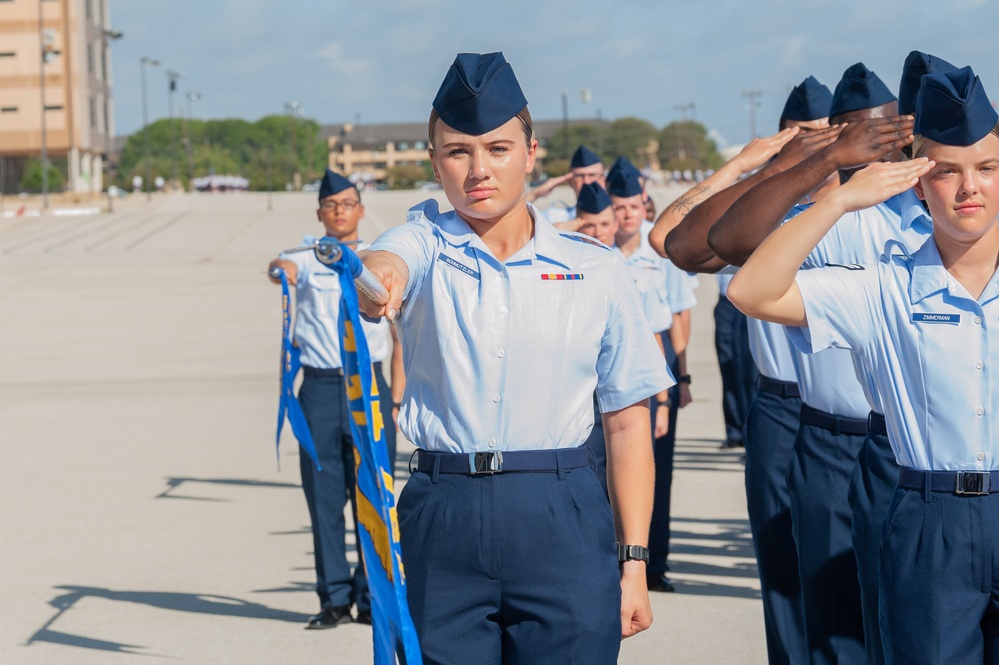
{"left": 830, "top": 63, "right": 897, "bottom": 117}
{"left": 570, "top": 145, "right": 602, "bottom": 169}
{"left": 781, "top": 76, "right": 833, "bottom": 121}
{"left": 432, "top": 52, "right": 528, "bottom": 136}
{"left": 898, "top": 51, "right": 957, "bottom": 116}
{"left": 606, "top": 158, "right": 643, "bottom": 198}
{"left": 576, "top": 182, "right": 611, "bottom": 214}
{"left": 318, "top": 169, "right": 355, "bottom": 201}
{"left": 914, "top": 66, "right": 998, "bottom": 146}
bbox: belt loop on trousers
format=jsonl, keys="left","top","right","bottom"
{"left": 431, "top": 454, "right": 441, "bottom": 484}
{"left": 556, "top": 449, "right": 567, "bottom": 480}
{"left": 923, "top": 471, "right": 932, "bottom": 503}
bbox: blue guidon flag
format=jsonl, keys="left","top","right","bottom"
{"left": 275, "top": 269, "right": 321, "bottom": 470}
{"left": 328, "top": 245, "right": 423, "bottom": 665}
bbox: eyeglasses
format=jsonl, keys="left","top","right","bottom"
{"left": 319, "top": 200, "right": 360, "bottom": 212}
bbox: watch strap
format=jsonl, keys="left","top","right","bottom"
{"left": 617, "top": 544, "right": 650, "bottom": 563}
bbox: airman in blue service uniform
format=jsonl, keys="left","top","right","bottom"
{"left": 533, "top": 144, "right": 605, "bottom": 223}
{"left": 357, "top": 53, "right": 672, "bottom": 665}
{"left": 730, "top": 64, "right": 999, "bottom": 665}
{"left": 606, "top": 157, "right": 698, "bottom": 594}
{"left": 267, "top": 170, "right": 401, "bottom": 629}
{"left": 844, "top": 51, "right": 957, "bottom": 665}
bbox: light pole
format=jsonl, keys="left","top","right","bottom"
{"left": 742, "top": 89, "right": 763, "bottom": 140}
{"left": 166, "top": 70, "right": 185, "bottom": 188}
{"left": 284, "top": 101, "right": 302, "bottom": 189}
{"left": 183, "top": 92, "right": 200, "bottom": 182}
{"left": 140, "top": 56, "right": 159, "bottom": 201}
{"left": 38, "top": 1, "right": 57, "bottom": 209}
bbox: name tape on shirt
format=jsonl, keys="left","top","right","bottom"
{"left": 437, "top": 253, "right": 480, "bottom": 280}
{"left": 541, "top": 273, "right": 584, "bottom": 281}
{"left": 912, "top": 313, "right": 961, "bottom": 324}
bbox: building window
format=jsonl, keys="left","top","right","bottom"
{"left": 44, "top": 104, "right": 63, "bottom": 111}
{"left": 1, "top": 107, "right": 17, "bottom": 113}
{"left": 90, "top": 97, "right": 96, "bottom": 128}
{"left": 87, "top": 44, "right": 94, "bottom": 73}
{"left": 103, "top": 98, "right": 110, "bottom": 136}
{"left": 0, "top": 52, "right": 14, "bottom": 58}
{"left": 397, "top": 142, "right": 409, "bottom": 150}
{"left": 86, "top": 0, "right": 92, "bottom": 19}
{"left": 414, "top": 141, "right": 426, "bottom": 150}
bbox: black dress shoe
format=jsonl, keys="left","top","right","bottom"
{"left": 305, "top": 605, "right": 353, "bottom": 630}
{"left": 354, "top": 610, "right": 373, "bottom": 625}
{"left": 721, "top": 438, "right": 745, "bottom": 449}
{"left": 647, "top": 572, "right": 676, "bottom": 593}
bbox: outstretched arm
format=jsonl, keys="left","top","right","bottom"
{"left": 666, "top": 125, "right": 843, "bottom": 272}
{"left": 727, "top": 159, "right": 932, "bottom": 326}
{"left": 357, "top": 250, "right": 410, "bottom": 322}
{"left": 649, "top": 127, "right": 799, "bottom": 263}
{"left": 709, "top": 116, "right": 915, "bottom": 266}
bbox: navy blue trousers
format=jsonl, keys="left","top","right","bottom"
{"left": 849, "top": 429, "right": 897, "bottom": 665}
{"left": 744, "top": 388, "right": 807, "bottom": 665}
{"left": 714, "top": 295, "right": 759, "bottom": 444}
{"left": 298, "top": 370, "right": 397, "bottom": 612}
{"left": 787, "top": 419, "right": 867, "bottom": 664}
{"left": 880, "top": 484, "right": 999, "bottom": 665}
{"left": 649, "top": 331, "right": 680, "bottom": 575}
{"left": 398, "top": 461, "right": 621, "bottom": 665}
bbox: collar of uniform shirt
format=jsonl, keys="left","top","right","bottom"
{"left": 888, "top": 187, "right": 933, "bottom": 233}
{"left": 433, "top": 203, "right": 574, "bottom": 270}
{"left": 909, "top": 237, "right": 965, "bottom": 303}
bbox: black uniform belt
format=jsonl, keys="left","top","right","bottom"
{"left": 898, "top": 468, "right": 999, "bottom": 496}
{"left": 303, "top": 362, "right": 382, "bottom": 378}
{"left": 756, "top": 375, "right": 801, "bottom": 399}
{"left": 868, "top": 412, "right": 887, "bottom": 436}
{"left": 800, "top": 404, "right": 868, "bottom": 436}
{"left": 415, "top": 446, "right": 591, "bottom": 476}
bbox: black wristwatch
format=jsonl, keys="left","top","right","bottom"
{"left": 617, "top": 544, "right": 650, "bottom": 564}
{"left": 679, "top": 374, "right": 692, "bottom": 384}
{"left": 656, "top": 399, "right": 671, "bottom": 409}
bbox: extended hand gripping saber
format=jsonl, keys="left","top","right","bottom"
{"left": 273, "top": 237, "right": 392, "bottom": 313}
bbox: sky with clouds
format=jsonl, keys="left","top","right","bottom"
{"left": 109, "top": 0, "right": 999, "bottom": 147}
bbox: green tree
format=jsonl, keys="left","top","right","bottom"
{"left": 542, "top": 123, "right": 605, "bottom": 167}
{"left": 385, "top": 164, "right": 428, "bottom": 190}
{"left": 602, "top": 117, "right": 659, "bottom": 167}
{"left": 20, "top": 159, "right": 65, "bottom": 192}
{"left": 658, "top": 121, "right": 723, "bottom": 171}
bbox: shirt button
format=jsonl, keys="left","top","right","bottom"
{"left": 978, "top": 452, "right": 986, "bottom": 461}
{"left": 977, "top": 361, "right": 985, "bottom": 370}
{"left": 499, "top": 306, "right": 509, "bottom": 315}
{"left": 497, "top": 348, "right": 505, "bottom": 358}
{"left": 975, "top": 316, "right": 983, "bottom": 325}
{"left": 492, "top": 394, "right": 501, "bottom": 403}
{"left": 977, "top": 406, "right": 985, "bottom": 416}
{"left": 499, "top": 270, "right": 508, "bottom": 279}
{"left": 488, "top": 438, "right": 496, "bottom": 448}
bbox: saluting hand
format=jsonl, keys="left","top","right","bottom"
{"left": 773, "top": 124, "right": 844, "bottom": 170}
{"left": 827, "top": 158, "right": 933, "bottom": 214}
{"left": 730, "top": 126, "right": 800, "bottom": 174}
{"left": 357, "top": 250, "right": 409, "bottom": 323}
{"left": 827, "top": 116, "right": 916, "bottom": 171}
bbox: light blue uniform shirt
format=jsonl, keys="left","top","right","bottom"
{"left": 280, "top": 236, "right": 392, "bottom": 369}
{"left": 370, "top": 200, "right": 674, "bottom": 453}
{"left": 790, "top": 237, "right": 999, "bottom": 471}
{"left": 717, "top": 272, "right": 734, "bottom": 297}
{"left": 543, "top": 205, "right": 576, "bottom": 224}
{"left": 788, "top": 189, "right": 934, "bottom": 418}
{"left": 613, "top": 221, "right": 675, "bottom": 333}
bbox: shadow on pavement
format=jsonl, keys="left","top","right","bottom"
{"left": 155, "top": 477, "right": 300, "bottom": 501}
{"left": 26, "top": 585, "right": 311, "bottom": 654}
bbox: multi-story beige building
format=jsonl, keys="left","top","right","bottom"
{"left": 324, "top": 118, "right": 607, "bottom": 182}
{"left": 0, "top": 0, "right": 114, "bottom": 195}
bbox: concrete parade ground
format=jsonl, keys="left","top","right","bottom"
{"left": 0, "top": 186, "right": 766, "bottom": 664}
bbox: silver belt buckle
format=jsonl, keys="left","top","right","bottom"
{"left": 469, "top": 451, "right": 503, "bottom": 475}
{"left": 956, "top": 471, "right": 991, "bottom": 495}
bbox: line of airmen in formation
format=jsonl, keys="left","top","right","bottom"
{"left": 270, "top": 48, "right": 999, "bottom": 665}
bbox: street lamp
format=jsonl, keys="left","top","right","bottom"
{"left": 140, "top": 56, "right": 159, "bottom": 201}
{"left": 284, "top": 101, "right": 303, "bottom": 190}
{"left": 184, "top": 92, "right": 201, "bottom": 182}
{"left": 167, "top": 69, "right": 185, "bottom": 188}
